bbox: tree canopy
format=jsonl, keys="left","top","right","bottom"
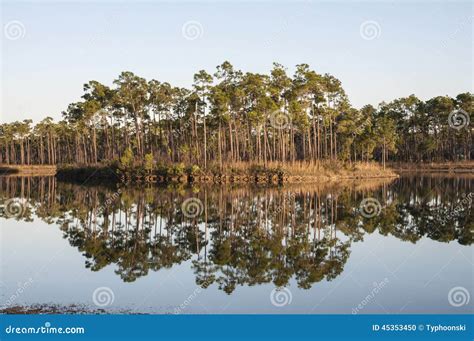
{"left": 1, "top": 62, "right": 472, "bottom": 167}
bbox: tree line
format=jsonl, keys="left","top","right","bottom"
{"left": 1, "top": 62, "right": 472, "bottom": 168}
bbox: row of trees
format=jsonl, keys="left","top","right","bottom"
{"left": 1, "top": 62, "right": 472, "bottom": 167}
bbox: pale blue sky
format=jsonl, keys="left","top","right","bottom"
{"left": 1, "top": 0, "right": 472, "bottom": 123}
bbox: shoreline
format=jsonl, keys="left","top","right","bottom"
{"left": 389, "top": 161, "right": 474, "bottom": 173}
{"left": 2, "top": 161, "right": 474, "bottom": 183}
{"left": 0, "top": 304, "right": 135, "bottom": 315}
{"left": 54, "top": 162, "right": 399, "bottom": 184}
{"left": 0, "top": 164, "right": 57, "bottom": 176}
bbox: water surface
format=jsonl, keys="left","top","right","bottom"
{"left": 0, "top": 175, "right": 472, "bottom": 314}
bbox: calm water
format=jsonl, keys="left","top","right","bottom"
{"left": 0, "top": 175, "right": 472, "bottom": 314}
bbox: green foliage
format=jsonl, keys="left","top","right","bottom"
{"left": 153, "top": 163, "right": 168, "bottom": 176}
{"left": 170, "top": 163, "right": 186, "bottom": 176}
{"left": 144, "top": 153, "right": 154, "bottom": 173}
{"left": 186, "top": 164, "right": 202, "bottom": 176}
{"left": 1, "top": 62, "right": 471, "bottom": 166}
{"left": 120, "top": 147, "right": 134, "bottom": 170}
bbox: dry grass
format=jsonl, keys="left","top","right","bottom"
{"left": 218, "top": 160, "right": 396, "bottom": 181}
{"left": 0, "top": 164, "right": 57, "bottom": 175}
{"left": 390, "top": 161, "right": 474, "bottom": 172}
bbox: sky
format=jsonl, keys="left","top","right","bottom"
{"left": 1, "top": 0, "right": 472, "bottom": 123}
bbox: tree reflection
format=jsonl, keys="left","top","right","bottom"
{"left": 0, "top": 175, "right": 472, "bottom": 292}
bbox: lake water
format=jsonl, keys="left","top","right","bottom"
{"left": 0, "top": 175, "right": 472, "bottom": 314}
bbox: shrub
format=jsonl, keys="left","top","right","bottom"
{"left": 144, "top": 153, "right": 154, "bottom": 174}
{"left": 186, "top": 164, "right": 202, "bottom": 176}
{"left": 170, "top": 163, "right": 186, "bottom": 176}
{"left": 120, "top": 147, "right": 134, "bottom": 170}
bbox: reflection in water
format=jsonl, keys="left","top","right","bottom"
{"left": 0, "top": 176, "right": 472, "bottom": 294}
